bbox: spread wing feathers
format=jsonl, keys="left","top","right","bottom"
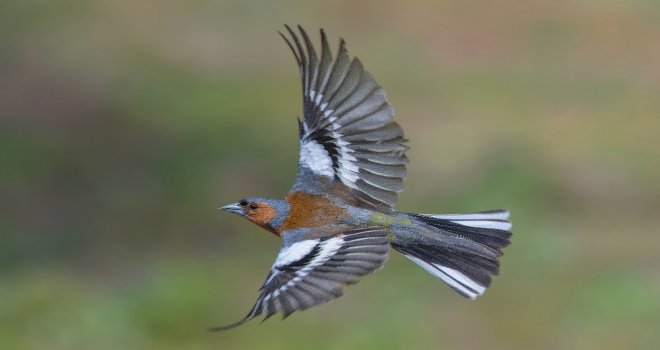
{"left": 209, "top": 227, "right": 390, "bottom": 331}
{"left": 281, "top": 25, "right": 408, "bottom": 210}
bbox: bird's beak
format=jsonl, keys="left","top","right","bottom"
{"left": 220, "top": 202, "right": 244, "bottom": 216}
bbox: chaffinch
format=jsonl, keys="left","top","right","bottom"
{"left": 213, "top": 25, "right": 512, "bottom": 331}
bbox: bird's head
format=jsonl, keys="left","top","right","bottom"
{"left": 220, "top": 198, "right": 289, "bottom": 235}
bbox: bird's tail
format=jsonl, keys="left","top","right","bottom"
{"left": 391, "top": 210, "right": 512, "bottom": 300}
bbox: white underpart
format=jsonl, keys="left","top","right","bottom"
{"left": 404, "top": 255, "right": 485, "bottom": 300}
{"left": 265, "top": 237, "right": 345, "bottom": 301}
{"left": 309, "top": 236, "right": 344, "bottom": 266}
{"left": 307, "top": 90, "right": 334, "bottom": 119}
{"left": 316, "top": 93, "right": 334, "bottom": 118}
{"left": 308, "top": 91, "right": 327, "bottom": 112}
{"left": 333, "top": 134, "right": 359, "bottom": 184}
{"left": 300, "top": 90, "right": 362, "bottom": 188}
{"left": 325, "top": 111, "right": 359, "bottom": 186}
{"left": 299, "top": 139, "right": 334, "bottom": 177}
{"left": 299, "top": 93, "right": 360, "bottom": 187}
{"left": 274, "top": 240, "right": 319, "bottom": 267}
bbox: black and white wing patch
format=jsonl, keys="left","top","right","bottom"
{"left": 281, "top": 25, "right": 408, "bottom": 210}
{"left": 210, "top": 227, "right": 390, "bottom": 331}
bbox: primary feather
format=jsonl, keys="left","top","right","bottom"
{"left": 282, "top": 25, "right": 409, "bottom": 211}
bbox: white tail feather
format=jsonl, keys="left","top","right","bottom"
{"left": 449, "top": 220, "right": 511, "bottom": 230}
{"left": 425, "top": 210, "right": 511, "bottom": 230}
{"left": 403, "top": 255, "right": 485, "bottom": 300}
{"left": 426, "top": 210, "right": 509, "bottom": 221}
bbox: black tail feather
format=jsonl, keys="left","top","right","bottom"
{"left": 393, "top": 210, "right": 512, "bottom": 299}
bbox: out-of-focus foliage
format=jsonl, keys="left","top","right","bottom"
{"left": 2, "top": 1, "right": 659, "bottom": 349}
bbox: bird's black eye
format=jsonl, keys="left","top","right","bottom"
{"left": 239, "top": 199, "right": 248, "bottom": 206}
{"left": 249, "top": 203, "right": 258, "bottom": 210}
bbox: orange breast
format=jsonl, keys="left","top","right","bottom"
{"left": 280, "top": 192, "right": 348, "bottom": 232}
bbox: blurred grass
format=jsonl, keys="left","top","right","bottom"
{"left": 2, "top": 0, "right": 660, "bottom": 349}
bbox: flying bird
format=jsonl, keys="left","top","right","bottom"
{"left": 213, "top": 25, "right": 512, "bottom": 331}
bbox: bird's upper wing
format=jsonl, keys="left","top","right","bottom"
{"left": 282, "top": 26, "right": 408, "bottom": 210}
{"left": 210, "top": 227, "right": 390, "bottom": 331}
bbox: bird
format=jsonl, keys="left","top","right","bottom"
{"left": 212, "top": 25, "right": 512, "bottom": 331}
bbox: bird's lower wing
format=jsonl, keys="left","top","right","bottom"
{"left": 210, "top": 226, "right": 390, "bottom": 331}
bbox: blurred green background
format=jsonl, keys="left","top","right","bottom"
{"left": 2, "top": 1, "right": 660, "bottom": 349}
